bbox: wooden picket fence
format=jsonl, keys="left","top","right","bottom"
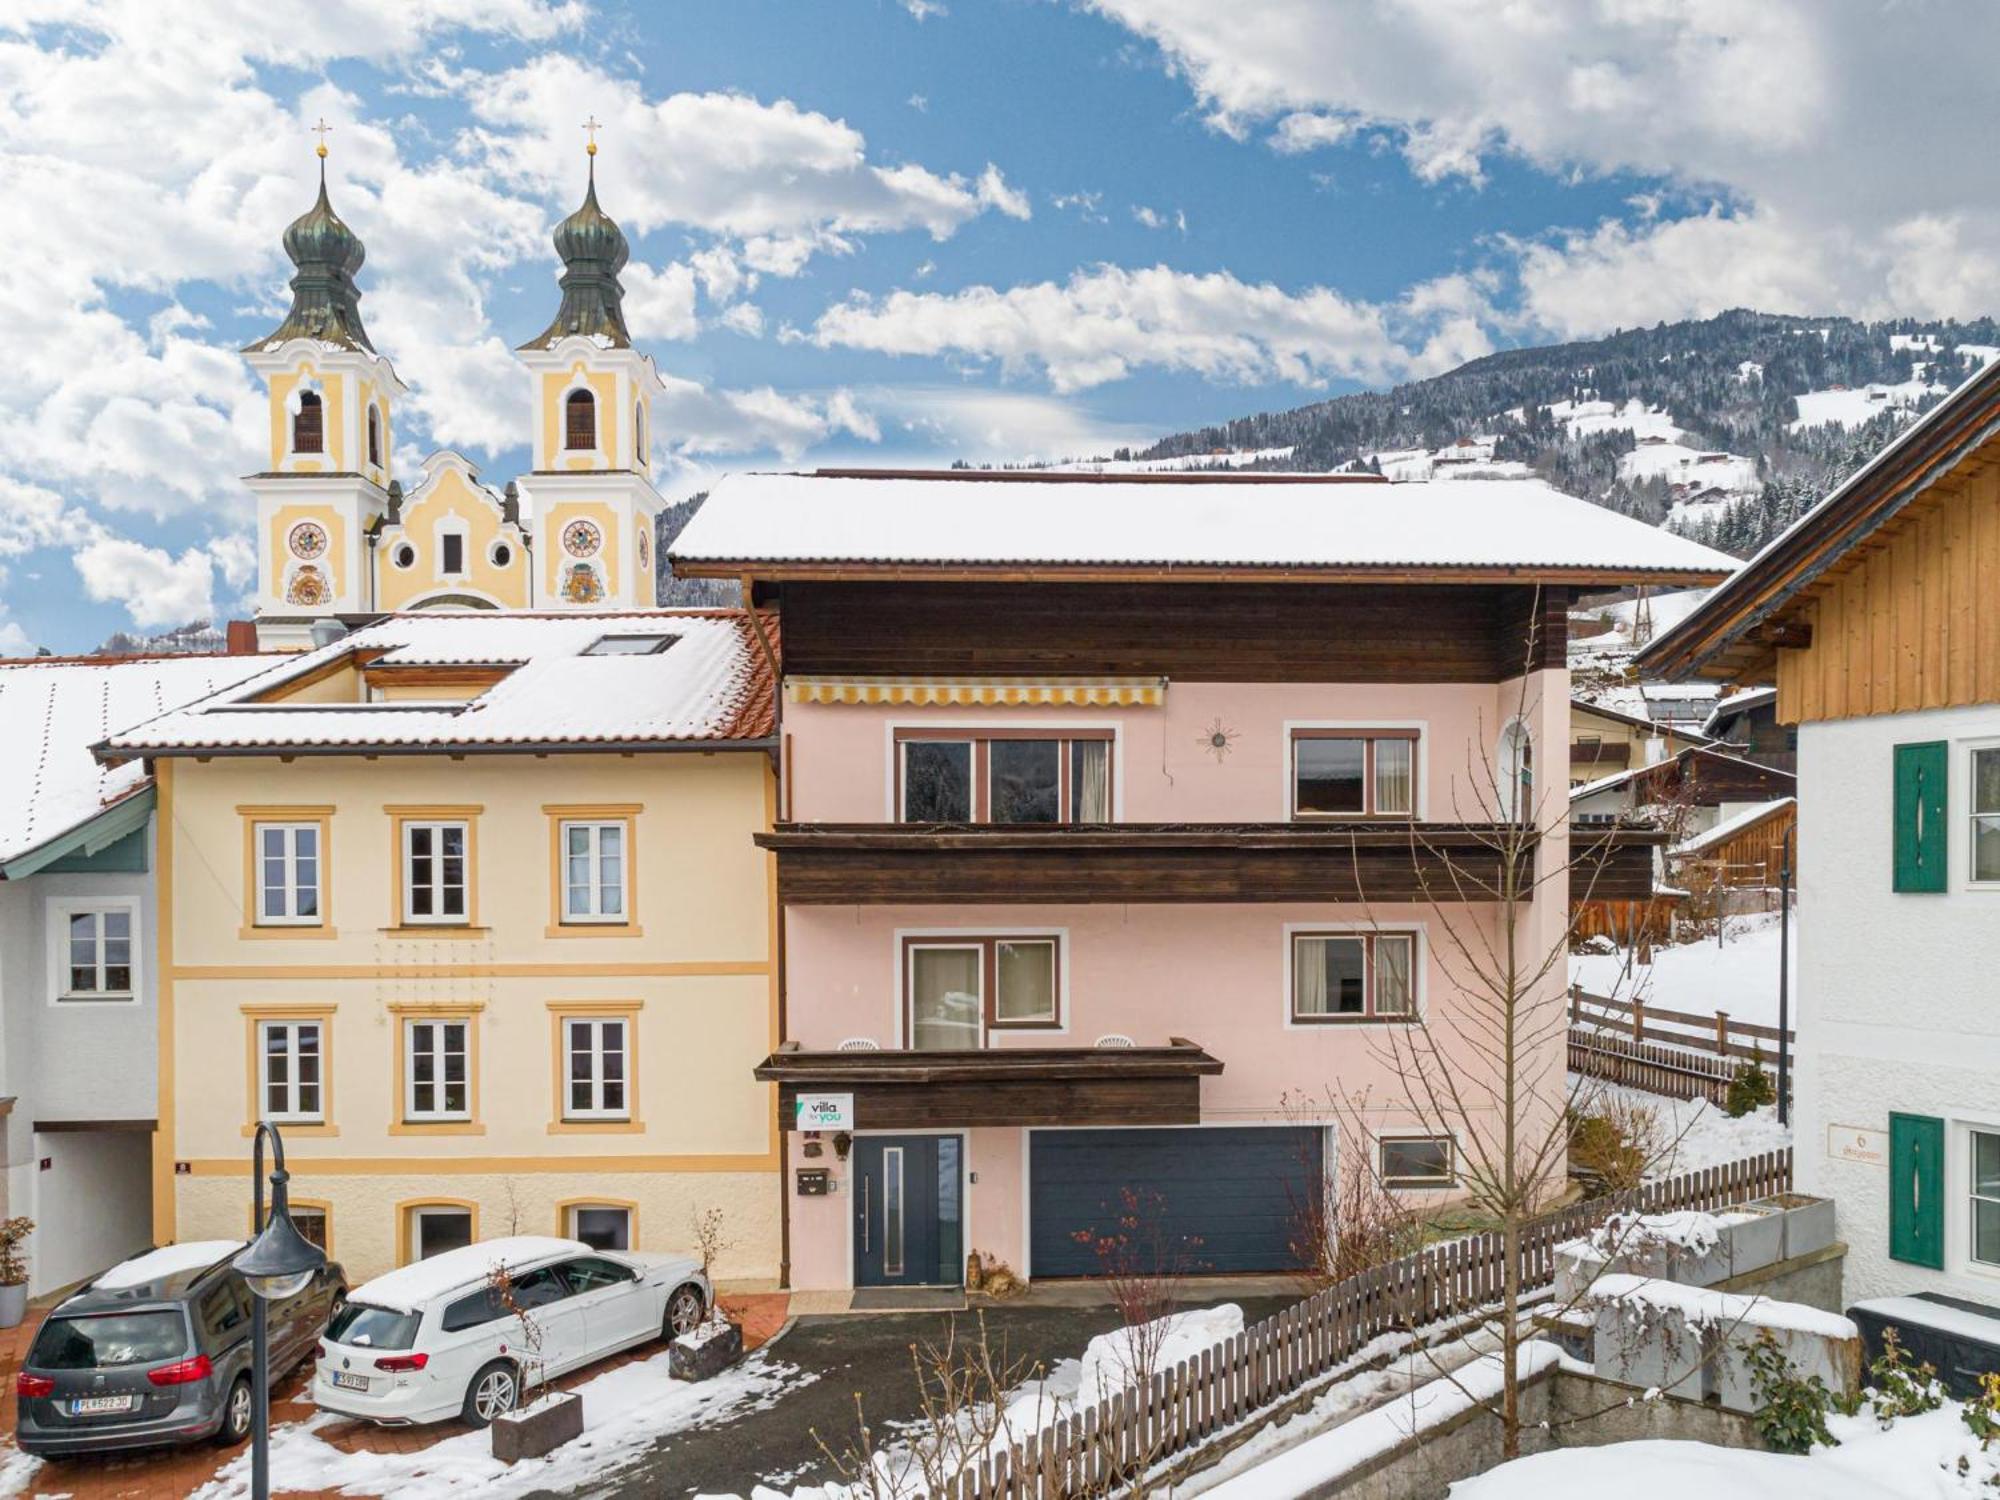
{"left": 1568, "top": 986, "right": 1793, "bottom": 1106}
{"left": 937, "top": 1147, "right": 1794, "bottom": 1497}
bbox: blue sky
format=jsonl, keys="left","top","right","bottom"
{"left": 2, "top": 0, "right": 1996, "bottom": 652}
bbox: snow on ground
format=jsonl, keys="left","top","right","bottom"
{"left": 1617, "top": 441, "right": 1760, "bottom": 496}
{"left": 1791, "top": 378, "right": 1937, "bottom": 431}
{"left": 1449, "top": 1404, "right": 1997, "bottom": 1498}
{"left": 1571, "top": 911, "right": 1795, "bottom": 1029}
{"left": 1573, "top": 1077, "right": 1792, "bottom": 1177}
{"left": 1078, "top": 1305, "right": 1244, "bottom": 1407}
{"left": 191, "top": 1347, "right": 811, "bottom": 1500}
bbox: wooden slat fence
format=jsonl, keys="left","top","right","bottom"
{"left": 1569, "top": 985, "right": 1794, "bottom": 1105}
{"left": 940, "top": 1148, "right": 1793, "bottom": 1498}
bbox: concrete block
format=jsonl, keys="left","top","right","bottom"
{"left": 1721, "top": 1207, "right": 1785, "bottom": 1279}
{"left": 1712, "top": 1322, "right": 1863, "bottom": 1416}
{"left": 1592, "top": 1299, "right": 1710, "bottom": 1401}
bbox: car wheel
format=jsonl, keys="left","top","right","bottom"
{"left": 665, "top": 1284, "right": 706, "bottom": 1337}
{"left": 461, "top": 1360, "right": 519, "bottom": 1428}
{"left": 215, "top": 1376, "right": 253, "bottom": 1447}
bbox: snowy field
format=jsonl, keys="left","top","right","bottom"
{"left": 1570, "top": 911, "right": 1796, "bottom": 1030}
{"left": 1574, "top": 1077, "right": 1791, "bottom": 1176}
{"left": 1617, "top": 441, "right": 1760, "bottom": 495}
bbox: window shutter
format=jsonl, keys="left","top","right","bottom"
{"left": 1893, "top": 741, "right": 1949, "bottom": 893}
{"left": 1888, "top": 1112, "right": 1945, "bottom": 1269}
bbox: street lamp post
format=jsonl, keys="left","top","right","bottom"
{"left": 237, "top": 1121, "right": 327, "bottom": 1500}
{"left": 1777, "top": 824, "right": 1795, "bottom": 1127}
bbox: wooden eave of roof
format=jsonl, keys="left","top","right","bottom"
{"left": 1639, "top": 359, "right": 2000, "bottom": 682}
{"left": 753, "top": 1039, "right": 1224, "bottom": 1086}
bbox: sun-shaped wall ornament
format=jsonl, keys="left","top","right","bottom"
{"left": 1198, "top": 717, "right": 1240, "bottom": 763}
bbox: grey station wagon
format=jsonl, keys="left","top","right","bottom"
{"left": 15, "top": 1239, "right": 346, "bottom": 1458}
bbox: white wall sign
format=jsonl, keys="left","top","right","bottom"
{"left": 797, "top": 1093, "right": 854, "bottom": 1131}
{"left": 1828, "top": 1124, "right": 1888, "bottom": 1167}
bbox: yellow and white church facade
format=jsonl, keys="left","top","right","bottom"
{"left": 246, "top": 147, "right": 667, "bottom": 649}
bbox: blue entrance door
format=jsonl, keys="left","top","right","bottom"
{"left": 853, "top": 1136, "right": 963, "bottom": 1287}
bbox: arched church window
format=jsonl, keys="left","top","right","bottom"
{"left": 367, "top": 405, "right": 383, "bottom": 468}
{"left": 293, "top": 390, "right": 324, "bottom": 454}
{"left": 633, "top": 400, "right": 645, "bottom": 465}
{"left": 565, "top": 389, "right": 597, "bottom": 451}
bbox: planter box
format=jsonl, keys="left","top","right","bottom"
{"left": 0, "top": 1283, "right": 27, "bottom": 1330}
{"left": 1712, "top": 1321, "right": 1863, "bottom": 1416}
{"left": 1592, "top": 1299, "right": 1710, "bottom": 1401}
{"left": 1554, "top": 1242, "right": 1615, "bottom": 1305}
{"left": 1719, "top": 1206, "right": 1785, "bottom": 1279}
{"left": 492, "top": 1390, "right": 583, "bottom": 1464}
{"left": 670, "top": 1319, "right": 743, "bottom": 1382}
{"left": 1747, "top": 1194, "right": 1837, "bottom": 1261}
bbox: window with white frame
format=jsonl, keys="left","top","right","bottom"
{"left": 1291, "top": 931, "right": 1416, "bottom": 1022}
{"left": 1974, "top": 748, "right": 2000, "bottom": 883}
{"left": 255, "top": 822, "right": 321, "bottom": 924}
{"left": 1973, "top": 1128, "right": 2000, "bottom": 1268}
{"left": 59, "top": 906, "right": 136, "bottom": 1000}
{"left": 1379, "top": 1135, "right": 1455, "bottom": 1188}
{"left": 561, "top": 821, "right": 627, "bottom": 922}
{"left": 439, "top": 532, "right": 466, "bottom": 576}
{"left": 402, "top": 821, "right": 468, "bottom": 923}
{"left": 897, "top": 732, "right": 1112, "bottom": 823}
{"left": 905, "top": 935, "right": 1059, "bottom": 1050}
{"left": 564, "top": 1017, "right": 630, "bottom": 1119}
{"left": 404, "top": 1018, "right": 471, "bottom": 1120}
{"left": 259, "top": 1020, "right": 324, "bottom": 1122}
{"left": 1291, "top": 730, "right": 1417, "bottom": 817}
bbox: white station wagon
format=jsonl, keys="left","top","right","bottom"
{"left": 311, "top": 1235, "right": 709, "bottom": 1427}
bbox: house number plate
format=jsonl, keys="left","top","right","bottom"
{"left": 1828, "top": 1124, "right": 1888, "bottom": 1166}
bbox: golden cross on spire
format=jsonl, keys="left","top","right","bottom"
{"left": 311, "top": 117, "right": 334, "bottom": 159}
{"left": 582, "top": 114, "right": 602, "bottom": 157}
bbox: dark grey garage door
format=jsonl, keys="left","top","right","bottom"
{"left": 1029, "top": 1127, "right": 1323, "bottom": 1278}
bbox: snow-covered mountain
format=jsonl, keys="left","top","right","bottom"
{"left": 1095, "top": 309, "right": 2000, "bottom": 558}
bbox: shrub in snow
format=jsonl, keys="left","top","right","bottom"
{"left": 1724, "top": 1056, "right": 1776, "bottom": 1118}
{"left": 1961, "top": 1371, "right": 2000, "bottom": 1449}
{"left": 1866, "top": 1328, "right": 1944, "bottom": 1428}
{"left": 1744, "top": 1330, "right": 1836, "bottom": 1454}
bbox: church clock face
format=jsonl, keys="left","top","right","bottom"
{"left": 561, "top": 518, "right": 603, "bottom": 559}
{"left": 288, "top": 521, "right": 329, "bottom": 561}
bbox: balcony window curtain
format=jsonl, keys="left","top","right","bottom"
{"left": 1294, "top": 937, "right": 1330, "bottom": 1017}
{"left": 1374, "top": 739, "right": 1413, "bottom": 815}
{"left": 1375, "top": 935, "right": 1413, "bottom": 1016}
{"left": 911, "top": 947, "right": 982, "bottom": 1050}
{"left": 1072, "top": 739, "right": 1110, "bottom": 822}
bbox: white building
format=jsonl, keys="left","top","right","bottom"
{"left": 0, "top": 653, "right": 273, "bottom": 1292}
{"left": 1643, "top": 359, "right": 2000, "bottom": 1306}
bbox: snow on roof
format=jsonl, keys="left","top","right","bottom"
{"left": 1850, "top": 1295, "right": 2000, "bottom": 1344}
{"left": 670, "top": 472, "right": 1738, "bottom": 579}
{"left": 93, "top": 1239, "right": 244, "bottom": 1290}
{"left": 1674, "top": 798, "right": 1795, "bottom": 857}
{"left": 349, "top": 1236, "right": 586, "bottom": 1312}
{"left": 1569, "top": 744, "right": 1791, "bottom": 804}
{"left": 100, "top": 612, "right": 776, "bottom": 758}
{"left": 1701, "top": 684, "right": 1777, "bottom": 736}
{"left": 1587, "top": 1273, "right": 1858, "bottom": 1341}
{"left": 0, "top": 654, "right": 281, "bottom": 864}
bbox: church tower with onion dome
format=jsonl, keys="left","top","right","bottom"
{"left": 514, "top": 127, "right": 670, "bottom": 613}
{"left": 243, "top": 127, "right": 409, "bottom": 650}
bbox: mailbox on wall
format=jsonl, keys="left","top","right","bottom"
{"left": 796, "top": 1168, "right": 831, "bottom": 1196}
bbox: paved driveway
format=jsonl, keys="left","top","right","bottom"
{"left": 577, "top": 1291, "right": 1305, "bottom": 1499}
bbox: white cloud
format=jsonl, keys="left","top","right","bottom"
{"left": 650, "top": 376, "right": 880, "bottom": 461}
{"left": 976, "top": 165, "right": 1032, "bottom": 221}
{"left": 902, "top": 0, "right": 947, "bottom": 18}
{"left": 718, "top": 302, "right": 766, "bottom": 338}
{"left": 1131, "top": 204, "right": 1185, "bottom": 234}
{"left": 863, "top": 386, "right": 1155, "bottom": 465}
{"left": 623, "top": 261, "right": 701, "bottom": 341}
{"left": 465, "top": 56, "right": 1023, "bottom": 247}
{"left": 1083, "top": 0, "right": 2000, "bottom": 330}
{"left": 74, "top": 534, "right": 219, "bottom": 629}
{"left": 806, "top": 263, "right": 1459, "bottom": 393}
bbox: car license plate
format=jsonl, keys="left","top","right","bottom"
{"left": 69, "top": 1395, "right": 135, "bottom": 1415}
{"left": 331, "top": 1371, "right": 369, "bottom": 1392}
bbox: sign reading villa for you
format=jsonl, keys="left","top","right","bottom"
{"left": 1828, "top": 1124, "right": 1888, "bottom": 1167}
{"left": 797, "top": 1093, "right": 854, "bottom": 1131}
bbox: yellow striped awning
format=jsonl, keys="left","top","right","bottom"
{"left": 785, "top": 675, "right": 1167, "bottom": 707}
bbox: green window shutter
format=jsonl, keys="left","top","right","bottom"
{"left": 1893, "top": 741, "right": 1949, "bottom": 893}
{"left": 1889, "top": 1112, "right": 1945, "bottom": 1269}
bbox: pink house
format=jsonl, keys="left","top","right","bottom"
{"left": 672, "top": 471, "right": 1732, "bottom": 1293}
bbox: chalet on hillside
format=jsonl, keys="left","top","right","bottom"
{"left": 1568, "top": 697, "right": 1710, "bottom": 786}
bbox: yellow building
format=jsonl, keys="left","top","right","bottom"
{"left": 102, "top": 612, "right": 783, "bottom": 1282}
{"left": 246, "top": 149, "right": 666, "bottom": 652}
